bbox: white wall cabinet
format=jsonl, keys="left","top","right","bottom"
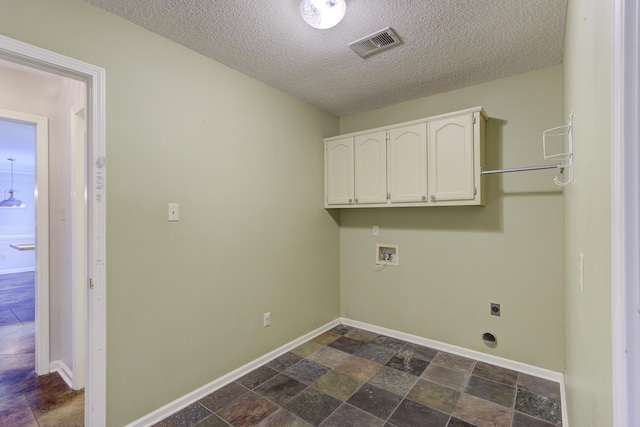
{"left": 324, "top": 107, "right": 486, "bottom": 208}
{"left": 354, "top": 131, "right": 387, "bottom": 204}
{"left": 388, "top": 123, "right": 428, "bottom": 204}
{"left": 325, "top": 137, "right": 354, "bottom": 205}
{"left": 427, "top": 113, "right": 476, "bottom": 203}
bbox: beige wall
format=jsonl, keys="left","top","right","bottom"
{"left": 562, "top": 0, "right": 613, "bottom": 425}
{"left": 339, "top": 65, "right": 565, "bottom": 371}
{"left": 0, "top": 1, "right": 341, "bottom": 425}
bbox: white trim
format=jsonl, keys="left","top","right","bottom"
{"left": 50, "top": 359, "right": 74, "bottom": 389}
{"left": 340, "top": 318, "right": 563, "bottom": 382}
{"left": 70, "top": 100, "right": 86, "bottom": 391}
{"left": 128, "top": 317, "right": 568, "bottom": 427}
{"left": 0, "top": 234, "right": 35, "bottom": 240}
{"left": 611, "top": 0, "right": 640, "bottom": 426}
{"left": 0, "top": 109, "right": 50, "bottom": 377}
{"left": 0, "top": 35, "right": 108, "bottom": 427}
{"left": 0, "top": 267, "right": 35, "bottom": 275}
{"left": 124, "top": 319, "right": 341, "bottom": 427}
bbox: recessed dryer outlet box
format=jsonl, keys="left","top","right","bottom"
{"left": 376, "top": 244, "right": 399, "bottom": 266}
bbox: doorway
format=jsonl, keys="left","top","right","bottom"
{"left": 0, "top": 35, "right": 106, "bottom": 426}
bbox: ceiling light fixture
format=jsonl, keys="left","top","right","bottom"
{"left": 300, "top": 0, "right": 346, "bottom": 29}
{"left": 0, "top": 158, "right": 25, "bottom": 208}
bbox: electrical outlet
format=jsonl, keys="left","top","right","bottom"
{"left": 490, "top": 302, "right": 501, "bottom": 316}
{"left": 263, "top": 312, "right": 271, "bottom": 327}
{"left": 0, "top": 254, "right": 5, "bottom": 261}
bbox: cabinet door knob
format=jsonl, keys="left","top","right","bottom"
{"left": 354, "top": 198, "right": 358, "bottom": 203}
{"left": 349, "top": 199, "right": 353, "bottom": 203}
{"left": 421, "top": 195, "right": 426, "bottom": 201}
{"left": 430, "top": 195, "right": 436, "bottom": 201}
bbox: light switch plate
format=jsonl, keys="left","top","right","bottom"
{"left": 168, "top": 203, "right": 179, "bottom": 222}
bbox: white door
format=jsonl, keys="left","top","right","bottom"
{"left": 388, "top": 123, "right": 427, "bottom": 203}
{"left": 325, "top": 137, "right": 354, "bottom": 205}
{"left": 354, "top": 131, "right": 387, "bottom": 204}
{"left": 427, "top": 113, "right": 475, "bottom": 202}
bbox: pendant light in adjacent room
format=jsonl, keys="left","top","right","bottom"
{"left": 300, "top": 0, "right": 346, "bottom": 29}
{"left": 0, "top": 158, "right": 25, "bottom": 208}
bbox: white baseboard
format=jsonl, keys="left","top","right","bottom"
{"left": 126, "top": 317, "right": 568, "bottom": 427}
{"left": 0, "top": 267, "right": 35, "bottom": 275}
{"left": 340, "top": 317, "right": 568, "bottom": 427}
{"left": 50, "top": 359, "right": 74, "bottom": 389}
{"left": 124, "top": 319, "right": 341, "bottom": 427}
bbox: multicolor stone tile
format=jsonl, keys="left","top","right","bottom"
{"left": 421, "top": 363, "right": 470, "bottom": 392}
{"left": 307, "top": 346, "right": 351, "bottom": 368}
{"left": 387, "top": 398, "right": 449, "bottom": 427}
{"left": 385, "top": 352, "right": 429, "bottom": 377}
{"left": 473, "top": 362, "right": 519, "bottom": 387}
{"left": 452, "top": 393, "right": 512, "bottom": 427}
{"left": 514, "top": 389, "right": 562, "bottom": 426}
{"left": 320, "top": 403, "right": 385, "bottom": 427}
{"left": 154, "top": 402, "right": 212, "bottom": 427}
{"left": 354, "top": 343, "right": 397, "bottom": 365}
{"left": 334, "top": 355, "right": 381, "bottom": 383}
{"left": 284, "top": 388, "right": 341, "bottom": 425}
{"left": 267, "top": 352, "right": 303, "bottom": 372}
{"left": 151, "top": 324, "right": 565, "bottom": 427}
{"left": 406, "top": 379, "right": 460, "bottom": 413}
{"left": 464, "top": 375, "right": 516, "bottom": 408}
{"left": 313, "top": 370, "right": 363, "bottom": 401}
{"left": 517, "top": 373, "right": 561, "bottom": 401}
{"left": 255, "top": 373, "right": 307, "bottom": 406}
{"left": 368, "top": 366, "right": 418, "bottom": 396}
{"left": 346, "top": 383, "right": 402, "bottom": 420}
{"left": 431, "top": 352, "right": 476, "bottom": 373}
{"left": 217, "top": 391, "right": 277, "bottom": 425}
{"left": 327, "top": 336, "right": 365, "bottom": 354}
{"left": 284, "top": 359, "right": 331, "bottom": 385}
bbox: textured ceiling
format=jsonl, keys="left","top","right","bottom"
{"left": 85, "top": 0, "right": 567, "bottom": 117}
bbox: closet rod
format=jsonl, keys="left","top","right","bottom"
{"left": 481, "top": 164, "right": 563, "bottom": 175}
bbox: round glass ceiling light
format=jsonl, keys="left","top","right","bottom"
{"left": 300, "top": 0, "right": 346, "bottom": 29}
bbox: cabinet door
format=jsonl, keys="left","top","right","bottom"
{"left": 325, "top": 137, "right": 354, "bottom": 205}
{"left": 354, "top": 131, "right": 387, "bottom": 204}
{"left": 427, "top": 113, "right": 475, "bottom": 202}
{"left": 388, "top": 124, "right": 427, "bottom": 203}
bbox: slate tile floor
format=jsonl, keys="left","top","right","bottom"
{"left": 154, "top": 325, "right": 563, "bottom": 427}
{"left": 0, "top": 271, "right": 84, "bottom": 426}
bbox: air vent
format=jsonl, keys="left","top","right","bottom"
{"left": 349, "top": 27, "right": 402, "bottom": 58}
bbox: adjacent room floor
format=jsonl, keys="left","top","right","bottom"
{"left": 0, "top": 271, "right": 84, "bottom": 427}
{"left": 153, "top": 324, "right": 563, "bottom": 427}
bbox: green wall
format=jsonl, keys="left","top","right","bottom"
{"left": 562, "top": 0, "right": 613, "bottom": 425}
{"left": 339, "top": 65, "right": 565, "bottom": 371}
{"left": 0, "top": 1, "right": 341, "bottom": 425}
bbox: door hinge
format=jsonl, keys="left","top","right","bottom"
{"left": 474, "top": 186, "right": 477, "bottom": 196}
{"left": 385, "top": 131, "right": 390, "bottom": 142}
{"left": 89, "top": 278, "right": 94, "bottom": 290}
{"left": 387, "top": 192, "right": 391, "bottom": 200}
{"left": 473, "top": 116, "right": 477, "bottom": 125}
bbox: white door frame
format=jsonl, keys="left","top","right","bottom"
{"left": 0, "top": 109, "right": 49, "bottom": 376}
{"left": 0, "top": 36, "right": 107, "bottom": 427}
{"left": 70, "top": 101, "right": 86, "bottom": 390}
{"left": 611, "top": 0, "right": 640, "bottom": 426}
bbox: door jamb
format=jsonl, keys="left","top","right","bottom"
{"left": 0, "top": 35, "right": 107, "bottom": 427}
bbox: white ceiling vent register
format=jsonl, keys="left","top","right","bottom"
{"left": 349, "top": 28, "right": 402, "bottom": 58}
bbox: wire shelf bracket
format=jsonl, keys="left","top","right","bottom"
{"left": 481, "top": 112, "right": 574, "bottom": 187}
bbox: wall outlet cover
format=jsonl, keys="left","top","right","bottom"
{"left": 376, "top": 243, "right": 399, "bottom": 266}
